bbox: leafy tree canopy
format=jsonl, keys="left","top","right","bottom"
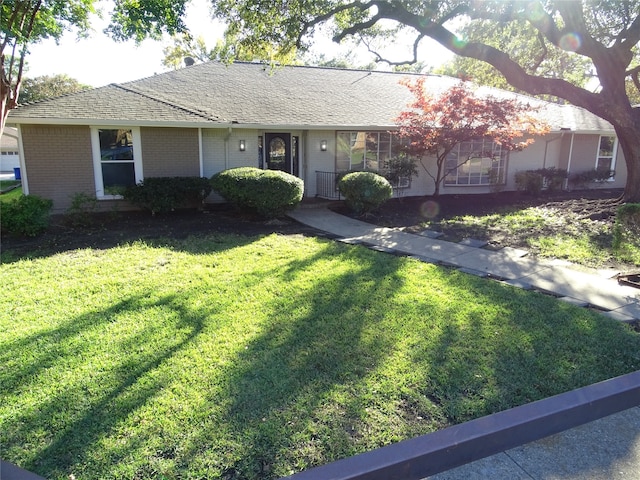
{"left": 434, "top": 19, "right": 593, "bottom": 101}
{"left": 18, "top": 74, "right": 91, "bottom": 103}
{"left": 396, "top": 78, "right": 549, "bottom": 195}
{"left": 1, "top": 0, "right": 191, "bottom": 134}
{"left": 162, "top": 33, "right": 299, "bottom": 70}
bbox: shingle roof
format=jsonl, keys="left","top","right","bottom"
{"left": 9, "top": 61, "right": 614, "bottom": 132}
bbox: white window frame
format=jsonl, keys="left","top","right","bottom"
{"left": 444, "top": 139, "right": 508, "bottom": 186}
{"left": 91, "top": 126, "right": 143, "bottom": 199}
{"left": 335, "top": 131, "right": 411, "bottom": 188}
{"left": 595, "top": 135, "right": 618, "bottom": 181}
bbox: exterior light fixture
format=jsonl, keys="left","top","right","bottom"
{"left": 239, "top": 139, "right": 246, "bottom": 151}
{"left": 320, "top": 140, "right": 327, "bottom": 151}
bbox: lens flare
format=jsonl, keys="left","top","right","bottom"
{"left": 559, "top": 32, "right": 581, "bottom": 52}
{"left": 526, "top": 3, "right": 546, "bottom": 23}
{"left": 420, "top": 200, "right": 440, "bottom": 219}
{"left": 451, "top": 35, "right": 467, "bottom": 50}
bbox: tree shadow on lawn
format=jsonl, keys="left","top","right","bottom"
{"left": 1, "top": 291, "right": 211, "bottom": 479}
{"left": 410, "top": 275, "right": 640, "bottom": 425}
{"left": 173, "top": 250, "right": 640, "bottom": 478}
{"left": 3, "top": 240, "right": 640, "bottom": 480}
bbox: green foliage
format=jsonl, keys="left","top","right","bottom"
{"left": 383, "top": 153, "right": 418, "bottom": 188}
{"left": 515, "top": 168, "right": 567, "bottom": 195}
{"left": 66, "top": 192, "right": 98, "bottom": 227}
{"left": 435, "top": 19, "right": 592, "bottom": 99}
{"left": 570, "top": 169, "right": 615, "bottom": 188}
{"left": 18, "top": 74, "right": 92, "bottom": 103}
{"left": 123, "top": 177, "right": 212, "bottom": 215}
{"left": 536, "top": 167, "right": 567, "bottom": 192}
{"left": 613, "top": 203, "right": 640, "bottom": 254}
{"left": 210, "top": 167, "right": 304, "bottom": 218}
{"left": 1, "top": 194, "right": 53, "bottom": 236}
{"left": 338, "top": 171, "right": 393, "bottom": 214}
{"left": 162, "top": 32, "right": 300, "bottom": 69}
{"left": 105, "top": 0, "right": 190, "bottom": 42}
{"left": 515, "top": 171, "right": 543, "bottom": 196}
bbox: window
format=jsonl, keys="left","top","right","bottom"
{"left": 336, "top": 131, "right": 409, "bottom": 187}
{"left": 444, "top": 139, "right": 508, "bottom": 186}
{"left": 596, "top": 135, "right": 617, "bottom": 178}
{"left": 91, "top": 127, "right": 143, "bottom": 198}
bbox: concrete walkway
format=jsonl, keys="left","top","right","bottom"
{"left": 288, "top": 206, "right": 640, "bottom": 480}
{"left": 288, "top": 207, "right": 640, "bottom": 322}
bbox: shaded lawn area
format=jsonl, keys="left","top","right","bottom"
{"left": 2, "top": 233, "right": 639, "bottom": 480}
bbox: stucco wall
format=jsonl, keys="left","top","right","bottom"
{"left": 140, "top": 127, "right": 200, "bottom": 177}
{"left": 21, "top": 125, "right": 95, "bottom": 211}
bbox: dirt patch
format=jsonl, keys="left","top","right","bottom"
{"left": 332, "top": 188, "right": 624, "bottom": 228}
{"left": 331, "top": 188, "right": 632, "bottom": 270}
{"left": 1, "top": 204, "right": 322, "bottom": 259}
{"left": 1, "top": 188, "right": 629, "bottom": 266}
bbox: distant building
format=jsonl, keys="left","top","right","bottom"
{"left": 1, "top": 127, "right": 21, "bottom": 172}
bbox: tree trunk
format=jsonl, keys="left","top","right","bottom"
{"left": 433, "top": 158, "right": 444, "bottom": 197}
{"left": 617, "top": 125, "right": 640, "bottom": 203}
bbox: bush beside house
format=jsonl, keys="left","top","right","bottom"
{"left": 1, "top": 194, "right": 53, "bottom": 236}
{"left": 210, "top": 167, "right": 304, "bottom": 218}
{"left": 123, "top": 177, "right": 213, "bottom": 215}
{"left": 338, "top": 171, "right": 393, "bottom": 214}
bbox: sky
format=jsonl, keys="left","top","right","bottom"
{"left": 24, "top": 0, "right": 453, "bottom": 88}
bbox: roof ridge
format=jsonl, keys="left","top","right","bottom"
{"left": 230, "top": 60, "right": 442, "bottom": 78}
{"left": 112, "top": 83, "right": 224, "bottom": 122}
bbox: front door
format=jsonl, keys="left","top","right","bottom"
{"left": 266, "top": 133, "right": 293, "bottom": 174}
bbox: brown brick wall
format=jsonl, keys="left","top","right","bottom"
{"left": 21, "top": 125, "right": 95, "bottom": 212}
{"left": 21, "top": 126, "right": 201, "bottom": 212}
{"left": 140, "top": 127, "right": 200, "bottom": 177}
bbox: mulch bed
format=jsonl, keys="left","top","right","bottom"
{"left": 1, "top": 188, "right": 626, "bottom": 260}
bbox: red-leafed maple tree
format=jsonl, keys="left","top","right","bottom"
{"left": 395, "top": 78, "right": 549, "bottom": 196}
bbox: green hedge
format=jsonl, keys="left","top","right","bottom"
{"left": 123, "top": 177, "right": 212, "bottom": 215}
{"left": 1, "top": 194, "right": 53, "bottom": 236}
{"left": 515, "top": 168, "right": 567, "bottom": 196}
{"left": 210, "top": 167, "right": 304, "bottom": 218}
{"left": 570, "top": 169, "right": 615, "bottom": 188}
{"left": 338, "top": 171, "right": 393, "bottom": 214}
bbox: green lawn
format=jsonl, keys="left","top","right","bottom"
{"left": 2, "top": 233, "right": 639, "bottom": 479}
{"left": 0, "top": 180, "right": 22, "bottom": 202}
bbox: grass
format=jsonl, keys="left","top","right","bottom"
{"left": 433, "top": 205, "right": 640, "bottom": 268}
{"left": 0, "top": 180, "right": 22, "bottom": 202}
{"left": 2, "top": 233, "right": 639, "bottom": 479}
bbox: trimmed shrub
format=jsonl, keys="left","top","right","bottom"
{"left": 515, "top": 168, "right": 567, "bottom": 195}
{"left": 612, "top": 203, "right": 640, "bottom": 253}
{"left": 123, "top": 176, "right": 212, "bottom": 215}
{"left": 515, "top": 170, "right": 544, "bottom": 196}
{"left": 570, "top": 169, "right": 615, "bottom": 189}
{"left": 537, "top": 167, "right": 567, "bottom": 191}
{"left": 66, "top": 192, "right": 98, "bottom": 227}
{"left": 1, "top": 194, "right": 53, "bottom": 236}
{"left": 210, "top": 167, "right": 304, "bottom": 218}
{"left": 338, "top": 171, "right": 393, "bottom": 214}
